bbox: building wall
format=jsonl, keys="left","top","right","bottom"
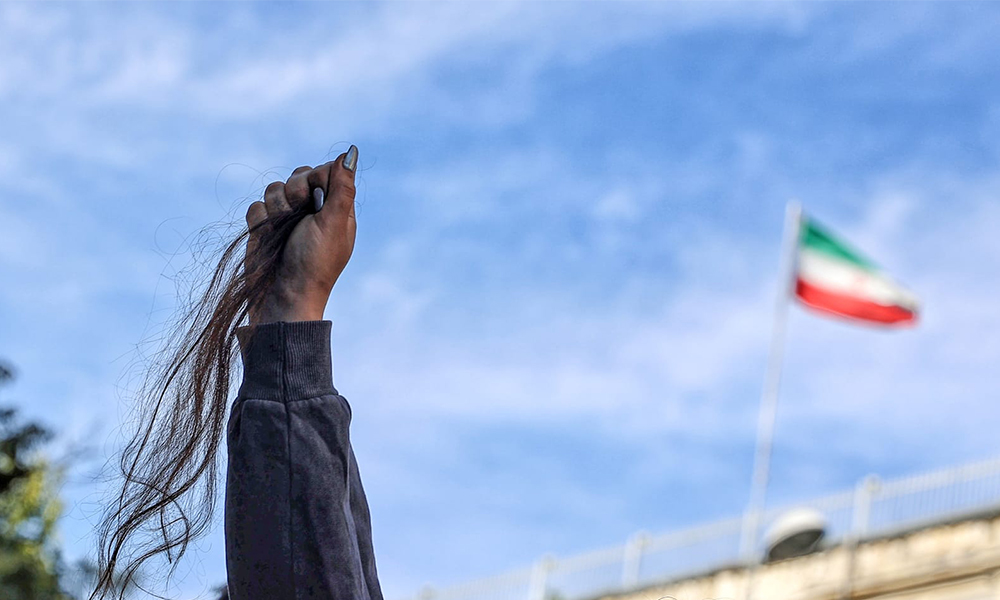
{"left": 596, "top": 513, "right": 1000, "bottom": 600}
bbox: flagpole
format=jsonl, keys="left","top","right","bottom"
{"left": 740, "top": 200, "right": 802, "bottom": 600}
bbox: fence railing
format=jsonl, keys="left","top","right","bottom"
{"left": 400, "top": 455, "right": 1000, "bottom": 600}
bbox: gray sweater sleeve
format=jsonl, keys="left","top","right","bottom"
{"left": 224, "top": 320, "right": 383, "bottom": 600}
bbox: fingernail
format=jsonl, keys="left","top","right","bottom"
{"left": 313, "top": 188, "right": 324, "bottom": 212}
{"left": 343, "top": 145, "right": 358, "bottom": 173}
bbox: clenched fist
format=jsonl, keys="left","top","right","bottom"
{"left": 244, "top": 145, "right": 359, "bottom": 325}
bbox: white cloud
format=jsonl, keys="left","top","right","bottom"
{"left": 1, "top": 2, "right": 812, "bottom": 117}
{"left": 592, "top": 189, "right": 640, "bottom": 223}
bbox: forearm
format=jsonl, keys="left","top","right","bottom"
{"left": 224, "top": 320, "right": 382, "bottom": 600}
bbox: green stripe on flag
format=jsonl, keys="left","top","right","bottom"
{"left": 800, "top": 217, "right": 877, "bottom": 271}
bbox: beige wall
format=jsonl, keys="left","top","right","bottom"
{"left": 596, "top": 514, "right": 1000, "bottom": 600}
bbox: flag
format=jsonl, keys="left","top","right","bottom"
{"left": 794, "top": 216, "right": 919, "bottom": 325}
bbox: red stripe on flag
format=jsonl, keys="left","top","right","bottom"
{"left": 795, "top": 279, "right": 917, "bottom": 326}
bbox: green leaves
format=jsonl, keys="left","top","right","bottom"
{"left": 0, "top": 368, "right": 69, "bottom": 600}
{"left": 0, "top": 360, "right": 144, "bottom": 600}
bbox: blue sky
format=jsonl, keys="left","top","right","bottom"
{"left": 2, "top": 1, "right": 1000, "bottom": 598}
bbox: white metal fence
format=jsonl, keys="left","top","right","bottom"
{"left": 400, "top": 455, "right": 1000, "bottom": 600}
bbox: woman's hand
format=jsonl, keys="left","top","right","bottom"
{"left": 244, "top": 145, "right": 359, "bottom": 325}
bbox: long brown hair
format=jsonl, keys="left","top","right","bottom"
{"left": 90, "top": 194, "right": 312, "bottom": 599}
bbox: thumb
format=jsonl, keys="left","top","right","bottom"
{"left": 313, "top": 145, "right": 358, "bottom": 228}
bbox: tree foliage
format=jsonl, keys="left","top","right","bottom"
{"left": 0, "top": 361, "right": 145, "bottom": 599}
{"left": 0, "top": 363, "right": 70, "bottom": 599}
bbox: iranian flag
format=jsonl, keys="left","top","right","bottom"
{"left": 795, "top": 216, "right": 919, "bottom": 326}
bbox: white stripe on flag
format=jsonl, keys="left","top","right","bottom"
{"left": 798, "top": 250, "right": 919, "bottom": 309}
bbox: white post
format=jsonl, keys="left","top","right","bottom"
{"left": 621, "top": 531, "right": 650, "bottom": 589}
{"left": 841, "top": 474, "right": 879, "bottom": 599}
{"left": 527, "top": 555, "right": 555, "bottom": 600}
{"left": 740, "top": 201, "right": 802, "bottom": 600}
{"left": 851, "top": 474, "right": 879, "bottom": 540}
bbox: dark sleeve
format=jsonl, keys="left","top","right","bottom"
{"left": 224, "top": 320, "right": 383, "bottom": 600}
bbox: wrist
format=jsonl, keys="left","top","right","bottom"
{"left": 250, "top": 294, "right": 327, "bottom": 325}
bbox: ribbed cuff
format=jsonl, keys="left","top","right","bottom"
{"left": 235, "top": 320, "right": 335, "bottom": 402}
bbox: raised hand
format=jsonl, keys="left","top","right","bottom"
{"left": 244, "top": 145, "right": 358, "bottom": 325}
